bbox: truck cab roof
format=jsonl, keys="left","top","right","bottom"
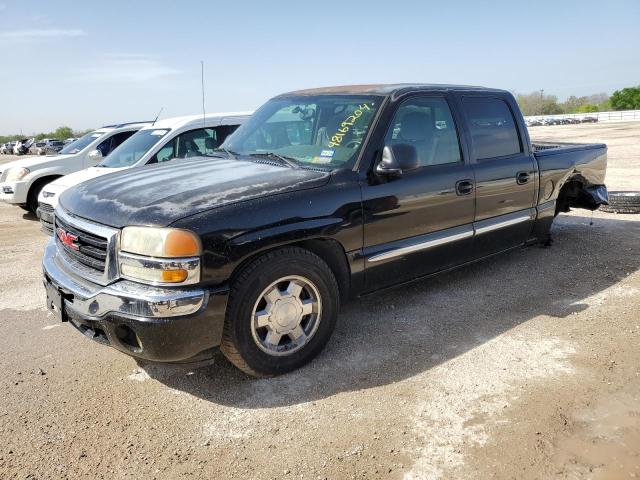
{"left": 277, "top": 83, "right": 509, "bottom": 98}
{"left": 137, "top": 111, "right": 253, "bottom": 132}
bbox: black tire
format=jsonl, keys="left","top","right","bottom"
{"left": 26, "top": 184, "right": 42, "bottom": 214}
{"left": 220, "top": 247, "right": 340, "bottom": 377}
{"left": 606, "top": 191, "right": 640, "bottom": 207}
{"left": 600, "top": 205, "right": 640, "bottom": 214}
{"left": 600, "top": 191, "right": 640, "bottom": 214}
{"left": 26, "top": 178, "right": 54, "bottom": 214}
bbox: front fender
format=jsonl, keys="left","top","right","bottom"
{"left": 172, "top": 171, "right": 364, "bottom": 287}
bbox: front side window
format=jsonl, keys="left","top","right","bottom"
{"left": 385, "top": 96, "right": 462, "bottom": 167}
{"left": 461, "top": 97, "right": 521, "bottom": 160}
{"left": 59, "top": 131, "right": 103, "bottom": 155}
{"left": 222, "top": 95, "right": 382, "bottom": 169}
{"left": 151, "top": 128, "right": 220, "bottom": 164}
{"left": 100, "top": 129, "right": 170, "bottom": 168}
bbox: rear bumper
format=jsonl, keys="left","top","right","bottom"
{"left": 42, "top": 239, "right": 228, "bottom": 363}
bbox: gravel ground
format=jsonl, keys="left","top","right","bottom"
{"left": 0, "top": 122, "right": 639, "bottom": 479}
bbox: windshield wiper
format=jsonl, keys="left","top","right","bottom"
{"left": 249, "top": 152, "right": 299, "bottom": 169}
{"left": 212, "top": 147, "right": 239, "bottom": 159}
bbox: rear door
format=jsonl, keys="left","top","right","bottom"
{"left": 457, "top": 95, "right": 537, "bottom": 257}
{"left": 361, "top": 94, "right": 475, "bottom": 291}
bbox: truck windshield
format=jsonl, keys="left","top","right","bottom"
{"left": 59, "top": 131, "right": 103, "bottom": 155}
{"left": 221, "top": 95, "right": 381, "bottom": 169}
{"left": 100, "top": 129, "right": 170, "bottom": 168}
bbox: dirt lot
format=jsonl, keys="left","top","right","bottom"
{"left": 0, "top": 122, "right": 639, "bottom": 479}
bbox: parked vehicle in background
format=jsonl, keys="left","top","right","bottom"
{"left": 44, "top": 140, "right": 65, "bottom": 155}
{"left": 582, "top": 116, "right": 598, "bottom": 123}
{"left": 14, "top": 138, "right": 34, "bottom": 155}
{"left": 1, "top": 142, "right": 16, "bottom": 154}
{"left": 64, "top": 137, "right": 78, "bottom": 145}
{"left": 33, "top": 139, "right": 50, "bottom": 155}
{"left": 0, "top": 121, "right": 150, "bottom": 213}
{"left": 42, "top": 84, "right": 608, "bottom": 376}
{"left": 37, "top": 112, "right": 252, "bottom": 234}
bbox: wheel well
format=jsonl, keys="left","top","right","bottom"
{"left": 231, "top": 238, "right": 351, "bottom": 301}
{"left": 28, "top": 175, "right": 61, "bottom": 200}
{"left": 556, "top": 179, "right": 583, "bottom": 214}
{"left": 556, "top": 179, "right": 601, "bottom": 213}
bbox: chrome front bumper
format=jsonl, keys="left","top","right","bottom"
{"left": 42, "top": 239, "right": 229, "bottom": 362}
{"left": 42, "top": 239, "right": 208, "bottom": 319}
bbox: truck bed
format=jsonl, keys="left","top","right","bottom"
{"left": 532, "top": 141, "right": 607, "bottom": 155}
{"left": 533, "top": 141, "right": 608, "bottom": 212}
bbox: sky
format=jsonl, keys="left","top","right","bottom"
{"left": 0, "top": 0, "right": 639, "bottom": 134}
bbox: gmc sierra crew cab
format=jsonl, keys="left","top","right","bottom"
{"left": 42, "top": 84, "right": 608, "bottom": 377}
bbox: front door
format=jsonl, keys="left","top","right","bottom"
{"left": 458, "top": 95, "right": 537, "bottom": 257}
{"left": 361, "top": 95, "right": 475, "bottom": 291}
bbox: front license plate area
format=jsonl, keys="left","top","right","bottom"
{"left": 45, "top": 280, "right": 67, "bottom": 322}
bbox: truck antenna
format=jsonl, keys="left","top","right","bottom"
{"left": 151, "top": 107, "right": 164, "bottom": 126}
{"left": 201, "top": 60, "right": 206, "bottom": 128}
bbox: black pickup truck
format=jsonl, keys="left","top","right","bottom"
{"left": 43, "top": 84, "right": 608, "bottom": 376}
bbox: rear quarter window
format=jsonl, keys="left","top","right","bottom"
{"left": 461, "top": 97, "right": 521, "bottom": 160}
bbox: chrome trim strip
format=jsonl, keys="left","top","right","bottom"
{"left": 473, "top": 212, "right": 533, "bottom": 235}
{"left": 368, "top": 228, "right": 474, "bottom": 263}
{"left": 43, "top": 240, "right": 207, "bottom": 319}
{"left": 368, "top": 209, "right": 536, "bottom": 264}
{"left": 118, "top": 251, "right": 201, "bottom": 286}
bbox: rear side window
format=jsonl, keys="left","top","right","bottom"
{"left": 461, "top": 97, "right": 521, "bottom": 159}
{"left": 96, "top": 131, "right": 137, "bottom": 156}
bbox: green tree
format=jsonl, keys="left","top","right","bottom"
{"left": 610, "top": 86, "right": 640, "bottom": 110}
{"left": 576, "top": 104, "right": 599, "bottom": 113}
{"left": 53, "top": 126, "right": 74, "bottom": 139}
{"left": 516, "top": 91, "right": 562, "bottom": 116}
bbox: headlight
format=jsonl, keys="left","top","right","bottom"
{"left": 119, "top": 227, "right": 202, "bottom": 285}
{"left": 3, "top": 167, "right": 30, "bottom": 182}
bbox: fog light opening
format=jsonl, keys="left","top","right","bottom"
{"left": 114, "top": 324, "right": 142, "bottom": 352}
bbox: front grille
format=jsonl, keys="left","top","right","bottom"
{"left": 37, "top": 202, "right": 55, "bottom": 236}
{"left": 55, "top": 215, "right": 108, "bottom": 273}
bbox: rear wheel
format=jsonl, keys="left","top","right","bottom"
{"left": 220, "top": 247, "right": 339, "bottom": 377}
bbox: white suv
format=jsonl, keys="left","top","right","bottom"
{"left": 0, "top": 122, "right": 150, "bottom": 213}
{"left": 37, "top": 112, "right": 251, "bottom": 234}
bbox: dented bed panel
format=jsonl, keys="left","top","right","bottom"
{"left": 534, "top": 142, "right": 608, "bottom": 206}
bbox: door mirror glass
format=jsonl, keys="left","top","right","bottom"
{"left": 375, "top": 144, "right": 419, "bottom": 176}
{"left": 87, "top": 149, "right": 103, "bottom": 161}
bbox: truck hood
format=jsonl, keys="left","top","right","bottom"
{"left": 59, "top": 156, "right": 331, "bottom": 228}
{"left": 0, "top": 154, "right": 73, "bottom": 174}
{"left": 49, "top": 166, "right": 123, "bottom": 189}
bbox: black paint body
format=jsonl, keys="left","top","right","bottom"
{"left": 58, "top": 84, "right": 608, "bottom": 358}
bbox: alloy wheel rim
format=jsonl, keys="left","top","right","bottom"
{"left": 250, "top": 275, "right": 322, "bottom": 356}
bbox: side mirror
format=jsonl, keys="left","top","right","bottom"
{"left": 88, "top": 149, "right": 103, "bottom": 161}
{"left": 375, "top": 144, "right": 419, "bottom": 177}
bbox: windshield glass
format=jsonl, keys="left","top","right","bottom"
{"left": 100, "top": 128, "right": 170, "bottom": 168}
{"left": 59, "top": 131, "right": 103, "bottom": 155}
{"left": 222, "top": 95, "right": 381, "bottom": 169}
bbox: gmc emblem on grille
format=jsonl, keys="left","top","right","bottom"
{"left": 56, "top": 227, "right": 79, "bottom": 251}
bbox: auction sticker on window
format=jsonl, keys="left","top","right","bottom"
{"left": 326, "top": 103, "right": 372, "bottom": 148}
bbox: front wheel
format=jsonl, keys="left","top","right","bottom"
{"left": 220, "top": 247, "right": 339, "bottom": 377}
